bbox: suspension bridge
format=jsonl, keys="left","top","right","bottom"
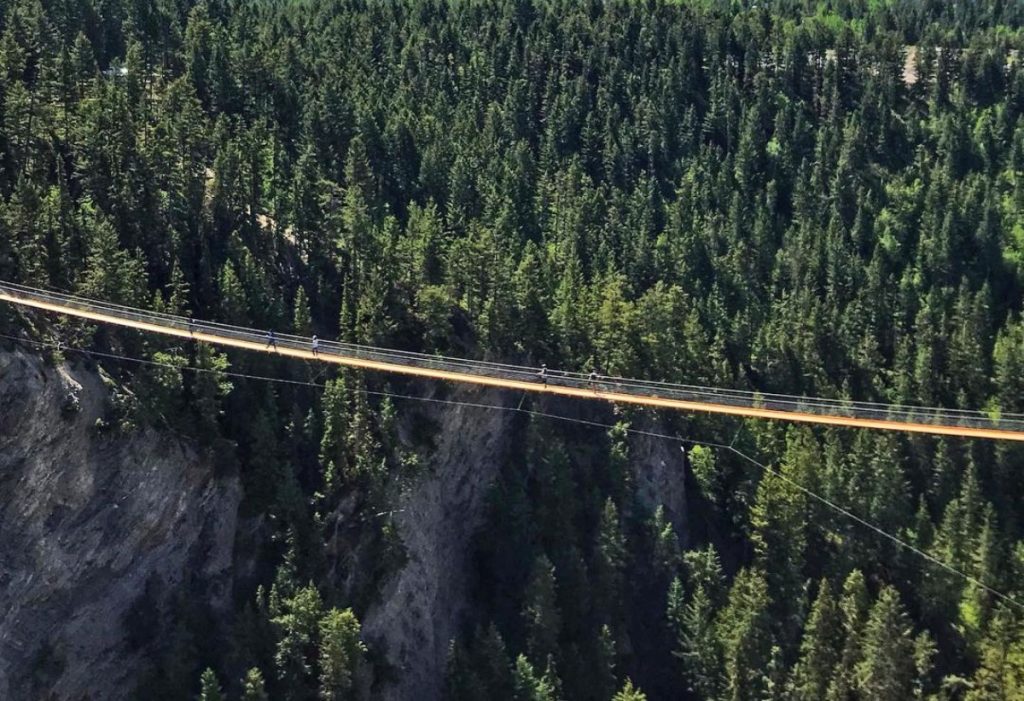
{"left": 3, "top": 280, "right": 1024, "bottom": 441}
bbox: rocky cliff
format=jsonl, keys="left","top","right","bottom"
{"left": 0, "top": 349, "right": 241, "bottom": 700}
{"left": 362, "top": 387, "right": 517, "bottom": 700}
{"left": 362, "top": 392, "right": 688, "bottom": 701}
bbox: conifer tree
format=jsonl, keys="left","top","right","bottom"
{"left": 294, "top": 286, "right": 313, "bottom": 336}
{"left": 272, "top": 585, "right": 324, "bottom": 699}
{"left": 669, "top": 578, "right": 724, "bottom": 701}
{"left": 966, "top": 607, "right": 1024, "bottom": 700}
{"left": 826, "top": 570, "right": 870, "bottom": 701}
{"left": 318, "top": 608, "right": 366, "bottom": 700}
{"left": 523, "top": 554, "right": 562, "bottom": 670}
{"left": 854, "top": 586, "right": 918, "bottom": 701}
{"left": 241, "top": 668, "right": 269, "bottom": 701}
{"left": 788, "top": 580, "right": 842, "bottom": 701}
{"left": 198, "top": 668, "right": 224, "bottom": 701}
{"left": 512, "top": 655, "right": 560, "bottom": 701}
{"left": 719, "top": 569, "right": 773, "bottom": 701}
{"left": 475, "top": 624, "right": 516, "bottom": 699}
{"left": 595, "top": 497, "right": 627, "bottom": 636}
{"left": 612, "top": 679, "right": 647, "bottom": 701}
{"left": 445, "top": 639, "right": 488, "bottom": 701}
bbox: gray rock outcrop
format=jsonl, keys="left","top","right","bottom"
{"left": 0, "top": 349, "right": 241, "bottom": 700}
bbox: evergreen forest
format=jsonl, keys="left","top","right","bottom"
{"left": 4, "top": 0, "right": 1024, "bottom": 699}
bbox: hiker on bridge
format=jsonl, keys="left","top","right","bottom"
{"left": 265, "top": 330, "right": 277, "bottom": 350}
{"left": 538, "top": 363, "right": 548, "bottom": 386}
{"left": 312, "top": 335, "right": 319, "bottom": 357}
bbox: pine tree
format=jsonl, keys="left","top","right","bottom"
{"left": 788, "top": 580, "right": 843, "bottom": 701}
{"left": 198, "top": 668, "right": 224, "bottom": 701}
{"left": 165, "top": 261, "right": 190, "bottom": 316}
{"left": 718, "top": 569, "right": 773, "bottom": 701}
{"left": 445, "top": 638, "right": 488, "bottom": 701}
{"left": 77, "top": 203, "right": 147, "bottom": 305}
{"left": 612, "top": 679, "right": 648, "bottom": 701}
{"left": 319, "top": 608, "right": 366, "bottom": 700}
{"left": 913, "top": 632, "right": 937, "bottom": 700}
{"left": 294, "top": 285, "right": 313, "bottom": 336}
{"left": 594, "top": 624, "right": 618, "bottom": 701}
{"left": 960, "top": 505, "right": 1002, "bottom": 636}
{"left": 669, "top": 579, "right": 724, "bottom": 700}
{"left": 272, "top": 585, "right": 324, "bottom": 700}
{"left": 762, "top": 645, "right": 787, "bottom": 701}
{"left": 649, "top": 505, "right": 680, "bottom": 583}
{"left": 218, "top": 262, "right": 248, "bottom": 325}
{"left": 749, "top": 428, "right": 813, "bottom": 641}
{"left": 689, "top": 445, "right": 726, "bottom": 507}
{"left": 826, "top": 570, "right": 870, "bottom": 701}
{"left": 191, "top": 342, "right": 231, "bottom": 440}
{"left": 184, "top": 3, "right": 214, "bottom": 107}
{"left": 683, "top": 546, "right": 726, "bottom": 603}
{"left": 512, "top": 654, "right": 560, "bottom": 701}
{"left": 966, "top": 607, "right": 1024, "bottom": 700}
{"left": 6, "top": 177, "right": 47, "bottom": 286}
{"left": 474, "top": 623, "right": 516, "bottom": 699}
{"left": 319, "top": 376, "right": 350, "bottom": 495}
{"left": 241, "top": 668, "right": 269, "bottom": 701}
{"left": 854, "top": 586, "right": 917, "bottom": 701}
{"left": 523, "top": 554, "right": 562, "bottom": 669}
{"left": 595, "top": 497, "right": 627, "bottom": 636}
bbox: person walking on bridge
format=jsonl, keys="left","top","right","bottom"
{"left": 265, "top": 330, "right": 277, "bottom": 350}
{"left": 312, "top": 334, "right": 319, "bottom": 357}
{"left": 538, "top": 363, "right": 548, "bottom": 386}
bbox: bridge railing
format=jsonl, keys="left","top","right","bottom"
{"left": 2, "top": 280, "right": 1022, "bottom": 433}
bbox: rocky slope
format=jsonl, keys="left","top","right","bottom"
{"left": 0, "top": 349, "right": 241, "bottom": 700}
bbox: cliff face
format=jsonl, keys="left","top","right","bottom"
{"left": 362, "top": 387, "right": 517, "bottom": 701}
{"left": 0, "top": 350, "right": 241, "bottom": 700}
{"left": 362, "top": 393, "right": 688, "bottom": 701}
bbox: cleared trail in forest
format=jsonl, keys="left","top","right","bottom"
{"left": 3, "top": 279, "right": 1024, "bottom": 442}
